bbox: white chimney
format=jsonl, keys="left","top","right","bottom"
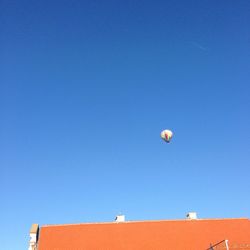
{"left": 115, "top": 215, "right": 125, "bottom": 222}
{"left": 28, "top": 224, "right": 39, "bottom": 250}
{"left": 186, "top": 212, "right": 197, "bottom": 220}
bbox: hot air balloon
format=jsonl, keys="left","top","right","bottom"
{"left": 161, "top": 129, "right": 173, "bottom": 143}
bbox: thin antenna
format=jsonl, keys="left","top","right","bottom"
{"left": 206, "top": 240, "right": 229, "bottom": 250}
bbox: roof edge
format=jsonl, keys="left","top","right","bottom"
{"left": 41, "top": 217, "right": 249, "bottom": 228}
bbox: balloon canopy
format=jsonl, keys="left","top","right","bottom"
{"left": 160, "top": 129, "right": 173, "bottom": 143}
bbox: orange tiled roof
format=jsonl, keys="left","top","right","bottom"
{"left": 37, "top": 218, "right": 250, "bottom": 250}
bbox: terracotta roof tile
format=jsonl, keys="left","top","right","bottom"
{"left": 37, "top": 218, "right": 250, "bottom": 250}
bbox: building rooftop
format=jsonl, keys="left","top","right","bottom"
{"left": 36, "top": 217, "right": 250, "bottom": 250}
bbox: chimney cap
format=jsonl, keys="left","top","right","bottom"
{"left": 115, "top": 215, "right": 125, "bottom": 222}
{"left": 186, "top": 212, "right": 197, "bottom": 220}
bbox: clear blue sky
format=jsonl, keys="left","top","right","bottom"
{"left": 1, "top": 0, "right": 250, "bottom": 249}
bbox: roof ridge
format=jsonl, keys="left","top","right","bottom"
{"left": 41, "top": 217, "right": 249, "bottom": 228}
